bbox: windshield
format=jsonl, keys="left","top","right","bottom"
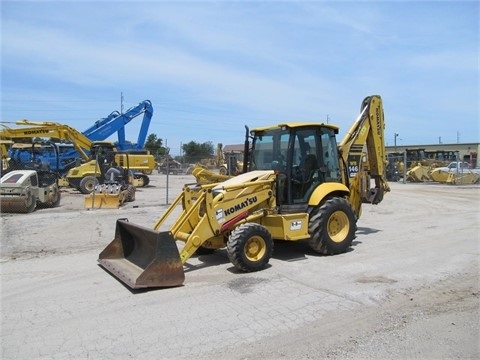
{"left": 250, "top": 125, "right": 342, "bottom": 205}
{"left": 250, "top": 128, "right": 289, "bottom": 171}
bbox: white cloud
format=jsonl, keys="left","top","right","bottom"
{"left": 1, "top": 1, "right": 479, "bottom": 146}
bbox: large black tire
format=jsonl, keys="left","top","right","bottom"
{"left": 53, "top": 190, "right": 61, "bottom": 207}
{"left": 126, "top": 185, "right": 136, "bottom": 202}
{"left": 49, "top": 186, "right": 61, "bottom": 207}
{"left": 79, "top": 176, "right": 99, "bottom": 194}
{"left": 24, "top": 190, "right": 37, "bottom": 213}
{"left": 219, "top": 166, "right": 227, "bottom": 175}
{"left": 227, "top": 223, "right": 273, "bottom": 272}
{"left": 308, "top": 197, "right": 356, "bottom": 255}
{"left": 134, "top": 173, "right": 149, "bottom": 187}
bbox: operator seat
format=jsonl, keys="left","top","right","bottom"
{"left": 296, "top": 154, "right": 319, "bottom": 202}
{"left": 105, "top": 167, "right": 124, "bottom": 183}
{"left": 303, "top": 154, "right": 318, "bottom": 182}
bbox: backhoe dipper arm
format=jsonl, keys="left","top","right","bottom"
{"left": 83, "top": 100, "right": 153, "bottom": 150}
{"left": 0, "top": 120, "right": 93, "bottom": 161}
{"left": 338, "top": 95, "right": 390, "bottom": 216}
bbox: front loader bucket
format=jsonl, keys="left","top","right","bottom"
{"left": 98, "top": 219, "right": 185, "bottom": 289}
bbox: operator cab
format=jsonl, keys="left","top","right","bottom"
{"left": 249, "top": 123, "right": 342, "bottom": 209}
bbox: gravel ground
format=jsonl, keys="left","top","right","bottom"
{"left": 1, "top": 174, "right": 479, "bottom": 359}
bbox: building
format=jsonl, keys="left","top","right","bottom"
{"left": 224, "top": 142, "right": 480, "bottom": 168}
{"left": 386, "top": 143, "right": 479, "bottom": 167}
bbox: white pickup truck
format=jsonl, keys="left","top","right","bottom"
{"left": 430, "top": 161, "right": 480, "bottom": 184}
{"left": 435, "top": 161, "right": 479, "bottom": 173}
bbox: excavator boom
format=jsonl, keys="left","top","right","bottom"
{"left": 0, "top": 120, "right": 92, "bottom": 161}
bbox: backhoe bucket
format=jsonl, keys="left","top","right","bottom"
{"left": 98, "top": 219, "right": 185, "bottom": 289}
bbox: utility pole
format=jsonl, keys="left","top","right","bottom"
{"left": 180, "top": 142, "right": 183, "bottom": 165}
{"left": 165, "top": 139, "right": 169, "bottom": 204}
{"left": 394, "top": 133, "right": 399, "bottom": 152}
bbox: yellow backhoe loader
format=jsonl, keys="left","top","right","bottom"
{"left": 98, "top": 95, "right": 390, "bottom": 289}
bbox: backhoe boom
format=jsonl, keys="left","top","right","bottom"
{"left": 338, "top": 95, "right": 390, "bottom": 217}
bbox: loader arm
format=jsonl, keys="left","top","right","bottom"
{"left": 154, "top": 174, "right": 276, "bottom": 264}
{"left": 98, "top": 171, "right": 276, "bottom": 288}
{"left": 0, "top": 120, "right": 93, "bottom": 161}
{"left": 338, "top": 95, "right": 390, "bottom": 218}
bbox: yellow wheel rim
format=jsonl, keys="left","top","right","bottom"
{"left": 327, "top": 210, "right": 350, "bottom": 243}
{"left": 244, "top": 236, "right": 266, "bottom": 261}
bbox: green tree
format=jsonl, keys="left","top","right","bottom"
{"left": 144, "top": 133, "right": 167, "bottom": 156}
{"left": 182, "top": 141, "right": 214, "bottom": 163}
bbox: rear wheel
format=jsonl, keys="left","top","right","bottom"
{"left": 134, "top": 173, "right": 149, "bottom": 187}
{"left": 126, "top": 185, "right": 135, "bottom": 202}
{"left": 227, "top": 223, "right": 273, "bottom": 272}
{"left": 50, "top": 186, "right": 61, "bottom": 207}
{"left": 24, "top": 190, "right": 36, "bottom": 213}
{"left": 79, "top": 176, "right": 99, "bottom": 194}
{"left": 308, "top": 197, "right": 356, "bottom": 255}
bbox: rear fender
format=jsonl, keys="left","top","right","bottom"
{"left": 307, "top": 182, "right": 349, "bottom": 207}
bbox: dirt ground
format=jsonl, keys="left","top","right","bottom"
{"left": 1, "top": 173, "right": 479, "bottom": 359}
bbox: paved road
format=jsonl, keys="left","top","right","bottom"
{"left": 1, "top": 175, "right": 479, "bottom": 359}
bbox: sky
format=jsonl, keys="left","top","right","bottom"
{"left": 1, "top": 0, "right": 479, "bottom": 155}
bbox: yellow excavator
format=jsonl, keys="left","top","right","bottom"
{"left": 98, "top": 95, "right": 390, "bottom": 289}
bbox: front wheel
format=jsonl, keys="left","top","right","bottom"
{"left": 126, "top": 185, "right": 135, "bottom": 202}
{"left": 79, "top": 176, "right": 99, "bottom": 194}
{"left": 134, "top": 173, "right": 149, "bottom": 187}
{"left": 308, "top": 197, "right": 356, "bottom": 255}
{"left": 227, "top": 223, "right": 273, "bottom": 272}
{"left": 24, "top": 190, "right": 37, "bottom": 213}
{"left": 49, "top": 187, "right": 61, "bottom": 207}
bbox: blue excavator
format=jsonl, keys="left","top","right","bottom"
{"left": 3, "top": 100, "right": 154, "bottom": 175}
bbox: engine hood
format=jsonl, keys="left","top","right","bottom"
{"left": 213, "top": 170, "right": 275, "bottom": 191}
{"left": 1, "top": 170, "right": 37, "bottom": 188}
